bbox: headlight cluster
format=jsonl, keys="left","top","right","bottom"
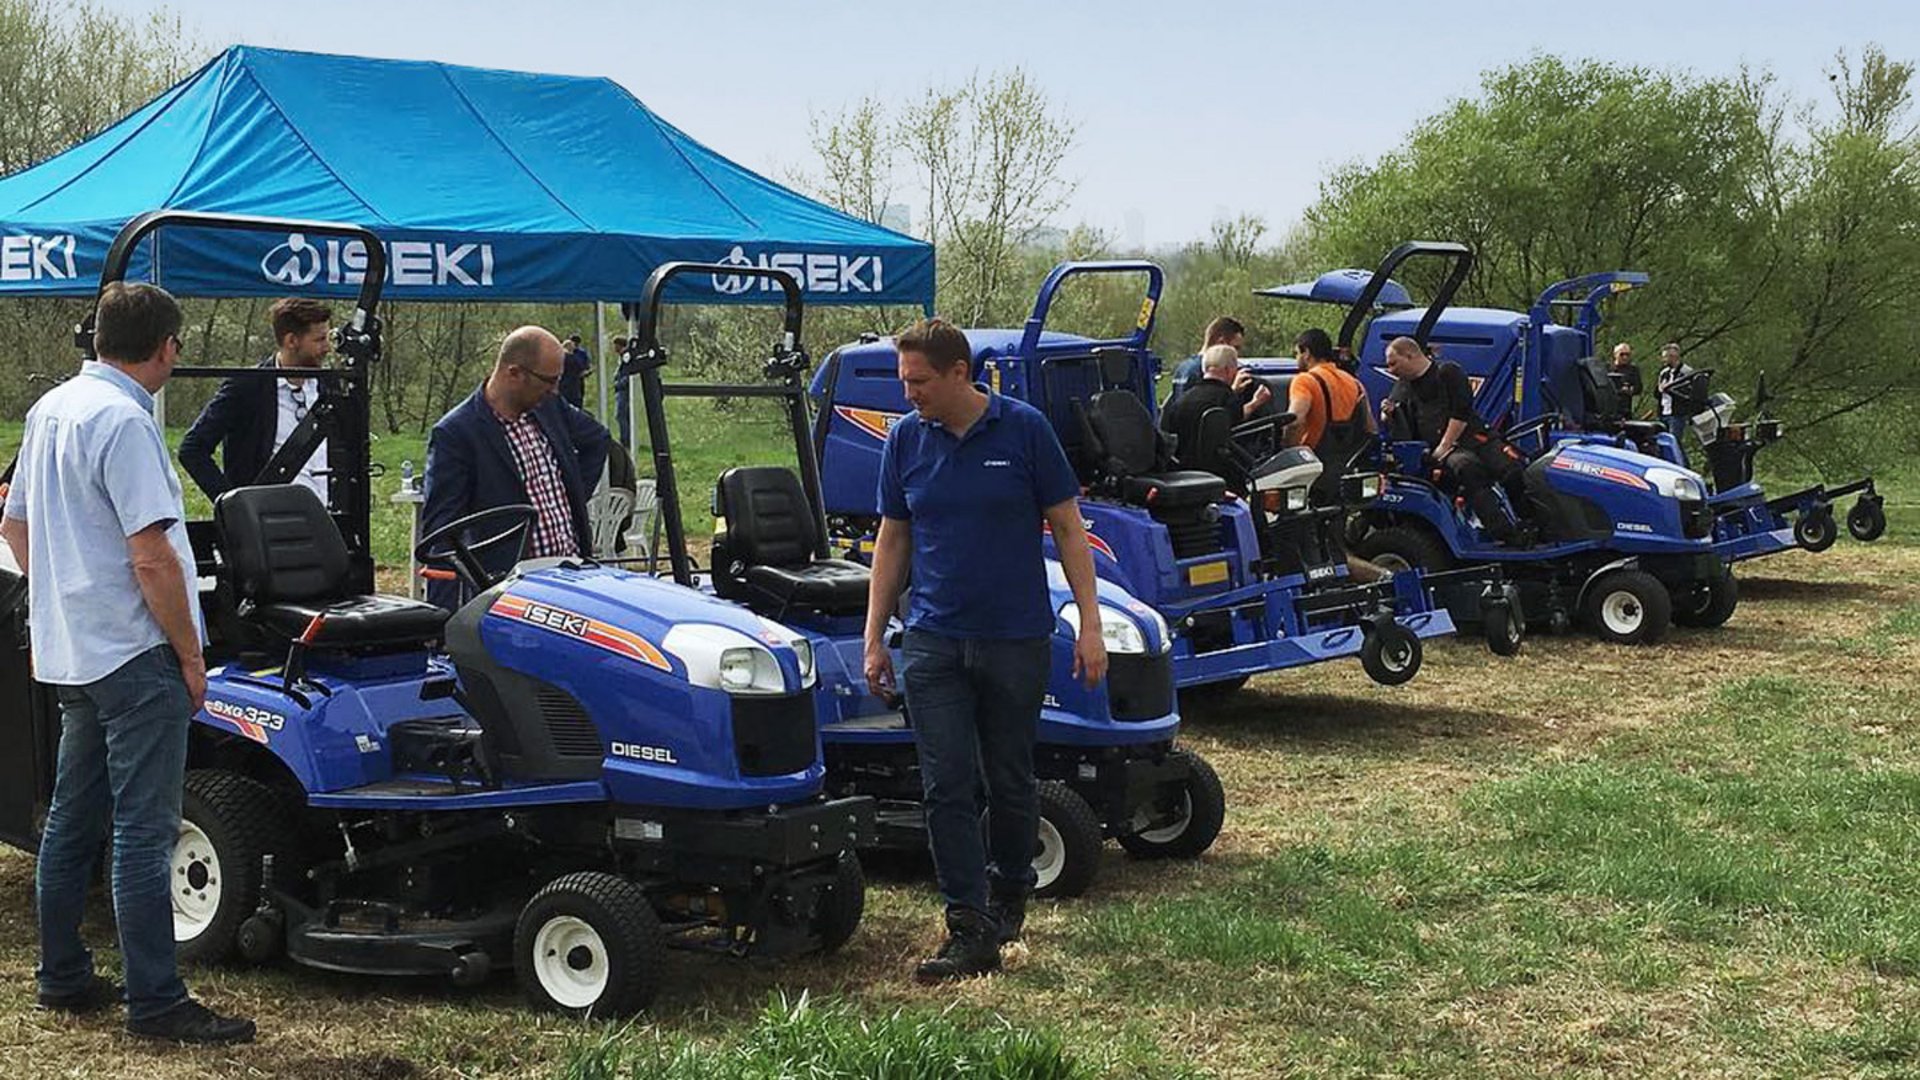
{"left": 1645, "top": 466, "right": 1708, "bottom": 502}
{"left": 1259, "top": 487, "right": 1311, "bottom": 514}
{"left": 1357, "top": 474, "right": 1383, "bottom": 500}
{"left": 1058, "top": 603, "right": 1164, "bottom": 655}
{"left": 663, "top": 622, "right": 815, "bottom": 695}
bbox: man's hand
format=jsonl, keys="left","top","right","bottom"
{"left": 863, "top": 637, "right": 897, "bottom": 704}
{"left": 1248, "top": 381, "right": 1274, "bottom": 412}
{"left": 179, "top": 650, "right": 207, "bottom": 713}
{"left": 1072, "top": 631, "right": 1107, "bottom": 689}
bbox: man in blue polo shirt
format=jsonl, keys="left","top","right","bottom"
{"left": 2, "top": 283, "right": 254, "bottom": 1044}
{"left": 862, "top": 317, "right": 1107, "bottom": 983}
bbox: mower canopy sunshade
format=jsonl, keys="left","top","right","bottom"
{"left": 1256, "top": 269, "right": 1413, "bottom": 310}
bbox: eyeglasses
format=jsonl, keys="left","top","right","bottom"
{"left": 515, "top": 363, "right": 560, "bottom": 388}
{"left": 167, "top": 333, "right": 184, "bottom": 354}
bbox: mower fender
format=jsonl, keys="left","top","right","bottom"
{"left": 1573, "top": 556, "right": 1640, "bottom": 612}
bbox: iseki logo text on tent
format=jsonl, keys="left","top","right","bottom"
{"left": 261, "top": 232, "right": 496, "bottom": 288}
{"left": 709, "top": 245, "right": 884, "bottom": 295}
{"left": 0, "top": 234, "right": 77, "bottom": 281}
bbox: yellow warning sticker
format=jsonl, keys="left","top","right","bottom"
{"left": 1186, "top": 560, "right": 1229, "bottom": 586}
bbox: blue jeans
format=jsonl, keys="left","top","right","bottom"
{"left": 615, "top": 375, "right": 633, "bottom": 447}
{"left": 37, "top": 644, "right": 191, "bottom": 1021}
{"left": 899, "top": 631, "right": 1051, "bottom": 917}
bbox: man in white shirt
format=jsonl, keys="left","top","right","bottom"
{"left": 179, "top": 297, "right": 334, "bottom": 503}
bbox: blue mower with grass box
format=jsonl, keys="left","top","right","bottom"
{"left": 619, "top": 260, "right": 1222, "bottom": 901}
{"left": 1246, "top": 242, "right": 1735, "bottom": 645}
{"left": 810, "top": 262, "right": 1525, "bottom": 697}
{"left": 0, "top": 212, "right": 875, "bottom": 1020}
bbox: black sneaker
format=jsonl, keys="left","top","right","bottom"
{"left": 988, "top": 890, "right": 1028, "bottom": 944}
{"left": 126, "top": 998, "right": 256, "bottom": 1045}
{"left": 36, "top": 974, "right": 121, "bottom": 1014}
{"left": 913, "top": 908, "right": 1002, "bottom": 983}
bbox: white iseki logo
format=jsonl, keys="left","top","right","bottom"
{"left": 710, "top": 245, "right": 885, "bottom": 295}
{"left": 261, "top": 232, "right": 496, "bottom": 289}
{"left": 983, "top": 459, "right": 1012, "bottom": 467}
{"left": 0, "top": 234, "right": 77, "bottom": 281}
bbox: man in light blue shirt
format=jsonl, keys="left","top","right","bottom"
{"left": 1, "top": 282, "right": 254, "bottom": 1045}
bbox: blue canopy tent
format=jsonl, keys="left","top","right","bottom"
{"left": 0, "top": 45, "right": 934, "bottom": 308}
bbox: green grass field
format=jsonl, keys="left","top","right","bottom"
{"left": 1, "top": 407, "right": 1918, "bottom": 1076}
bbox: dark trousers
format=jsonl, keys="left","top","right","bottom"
{"left": 1442, "top": 435, "right": 1530, "bottom": 542}
{"left": 36, "top": 645, "right": 192, "bottom": 1022}
{"left": 899, "top": 630, "right": 1051, "bottom": 917}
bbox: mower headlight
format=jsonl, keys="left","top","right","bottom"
{"left": 663, "top": 624, "right": 793, "bottom": 695}
{"left": 1058, "top": 603, "right": 1150, "bottom": 654}
{"left": 1286, "top": 487, "right": 1310, "bottom": 512}
{"left": 1645, "top": 466, "right": 1707, "bottom": 502}
{"left": 1358, "top": 474, "right": 1383, "bottom": 500}
{"left": 757, "top": 616, "right": 817, "bottom": 686}
{"left": 791, "top": 637, "right": 815, "bottom": 683}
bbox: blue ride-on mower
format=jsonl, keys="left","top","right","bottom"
{"left": 1247, "top": 242, "right": 1736, "bottom": 645}
{"left": 619, "top": 260, "right": 1220, "bottom": 900}
{"left": 1490, "top": 273, "right": 1889, "bottom": 564}
{"left": 0, "top": 212, "right": 875, "bottom": 1019}
{"left": 809, "top": 261, "right": 1526, "bottom": 698}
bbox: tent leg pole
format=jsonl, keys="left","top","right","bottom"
{"left": 596, "top": 301, "right": 609, "bottom": 427}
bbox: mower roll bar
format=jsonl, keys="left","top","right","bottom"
{"left": 1018, "top": 260, "right": 1165, "bottom": 359}
{"left": 1528, "top": 271, "right": 1647, "bottom": 344}
{"left": 1336, "top": 242, "right": 1473, "bottom": 355}
{"left": 77, "top": 210, "right": 388, "bottom": 594}
{"left": 622, "top": 262, "right": 819, "bottom": 588}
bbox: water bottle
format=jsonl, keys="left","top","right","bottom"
{"left": 401, "top": 459, "right": 415, "bottom": 492}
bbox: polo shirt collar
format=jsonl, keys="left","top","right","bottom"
{"left": 80, "top": 360, "right": 154, "bottom": 411}
{"left": 917, "top": 384, "right": 1002, "bottom": 435}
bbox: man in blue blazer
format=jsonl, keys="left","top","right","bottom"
{"left": 178, "top": 298, "right": 335, "bottom": 502}
{"left": 421, "top": 326, "right": 611, "bottom": 610}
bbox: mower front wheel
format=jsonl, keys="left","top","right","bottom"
{"left": 516, "top": 871, "right": 665, "bottom": 1019}
{"left": 175, "top": 770, "right": 292, "bottom": 965}
{"left": 1481, "top": 596, "right": 1525, "bottom": 656}
{"left": 1117, "top": 749, "right": 1224, "bottom": 861}
{"left": 812, "top": 852, "right": 865, "bottom": 955}
{"left": 1360, "top": 620, "right": 1423, "bottom": 685}
{"left": 1031, "top": 781, "right": 1103, "bottom": 899}
{"left": 1795, "top": 507, "right": 1838, "bottom": 552}
{"left": 1582, "top": 569, "right": 1672, "bottom": 646}
{"left": 1849, "top": 498, "right": 1887, "bottom": 543}
{"left": 1673, "top": 570, "right": 1739, "bottom": 629}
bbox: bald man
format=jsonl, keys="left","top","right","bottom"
{"left": 420, "top": 326, "right": 611, "bottom": 609}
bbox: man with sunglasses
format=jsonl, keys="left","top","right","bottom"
{"left": 179, "top": 297, "right": 334, "bottom": 502}
{"left": 421, "top": 326, "right": 610, "bottom": 610}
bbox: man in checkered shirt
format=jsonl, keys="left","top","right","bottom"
{"left": 421, "top": 327, "right": 611, "bottom": 610}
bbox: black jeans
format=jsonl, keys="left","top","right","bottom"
{"left": 1442, "top": 435, "right": 1530, "bottom": 542}
{"left": 899, "top": 630, "right": 1051, "bottom": 917}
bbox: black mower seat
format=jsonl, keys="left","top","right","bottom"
{"left": 1080, "top": 389, "right": 1229, "bottom": 507}
{"left": 216, "top": 484, "right": 449, "bottom": 649}
{"left": 713, "top": 466, "right": 869, "bottom": 616}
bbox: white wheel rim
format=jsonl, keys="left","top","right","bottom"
{"left": 1136, "top": 792, "right": 1194, "bottom": 845}
{"left": 1601, "top": 591, "right": 1644, "bottom": 635}
{"left": 532, "top": 915, "right": 610, "bottom": 1010}
{"left": 1382, "top": 635, "right": 1414, "bottom": 671}
{"left": 1032, "top": 818, "right": 1066, "bottom": 890}
{"left": 1372, "top": 553, "right": 1413, "bottom": 574}
{"left": 172, "top": 820, "right": 222, "bottom": 941}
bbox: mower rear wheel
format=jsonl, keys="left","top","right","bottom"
{"left": 1032, "top": 781, "right": 1103, "bottom": 899}
{"left": 1355, "top": 526, "right": 1455, "bottom": 575}
{"left": 1795, "top": 508, "right": 1838, "bottom": 552}
{"left": 1117, "top": 749, "right": 1224, "bottom": 861}
{"left": 516, "top": 871, "right": 665, "bottom": 1018}
{"left": 1360, "top": 621, "right": 1423, "bottom": 685}
{"left": 175, "top": 770, "right": 292, "bottom": 965}
{"left": 1849, "top": 499, "right": 1887, "bottom": 543}
{"left": 812, "top": 852, "right": 865, "bottom": 955}
{"left": 1673, "top": 570, "right": 1739, "bottom": 629}
{"left": 1582, "top": 569, "right": 1671, "bottom": 646}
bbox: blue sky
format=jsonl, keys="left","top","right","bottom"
{"left": 97, "top": 0, "right": 1918, "bottom": 246}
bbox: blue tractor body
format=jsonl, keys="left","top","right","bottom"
{"left": 1247, "top": 244, "right": 1735, "bottom": 644}
{"left": 813, "top": 262, "right": 1508, "bottom": 692}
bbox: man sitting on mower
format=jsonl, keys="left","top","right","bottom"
{"left": 1380, "top": 336, "right": 1533, "bottom": 546}
{"left": 1159, "top": 344, "right": 1273, "bottom": 484}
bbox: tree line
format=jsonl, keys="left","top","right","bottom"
{"left": 1, "top": 0, "right": 1913, "bottom": 477}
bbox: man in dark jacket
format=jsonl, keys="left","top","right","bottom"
{"left": 1381, "top": 336, "right": 1530, "bottom": 545}
{"left": 178, "top": 297, "right": 333, "bottom": 502}
{"left": 421, "top": 327, "right": 611, "bottom": 610}
{"left": 559, "top": 334, "right": 592, "bottom": 410}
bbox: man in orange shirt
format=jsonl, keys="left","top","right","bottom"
{"left": 1283, "top": 328, "right": 1374, "bottom": 465}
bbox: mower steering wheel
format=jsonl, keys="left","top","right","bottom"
{"left": 414, "top": 504, "right": 539, "bottom": 595}
{"left": 1229, "top": 411, "right": 1292, "bottom": 461}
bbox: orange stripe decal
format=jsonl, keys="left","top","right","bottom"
{"left": 488, "top": 594, "right": 671, "bottom": 670}
{"left": 835, "top": 405, "right": 902, "bottom": 442}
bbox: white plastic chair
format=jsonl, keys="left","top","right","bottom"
{"left": 625, "top": 478, "right": 661, "bottom": 570}
{"left": 587, "top": 460, "right": 638, "bottom": 558}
